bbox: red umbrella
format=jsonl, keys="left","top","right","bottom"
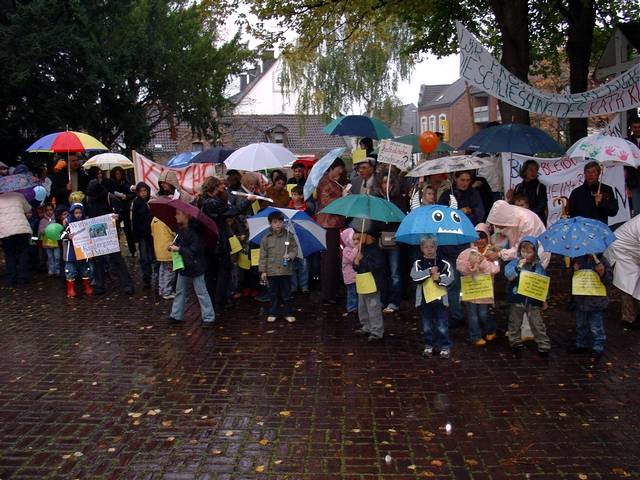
{"left": 148, "top": 197, "right": 218, "bottom": 244}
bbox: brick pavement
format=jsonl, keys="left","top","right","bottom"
{"left": 0, "top": 260, "right": 639, "bottom": 479}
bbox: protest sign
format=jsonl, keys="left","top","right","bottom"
{"left": 238, "top": 252, "right": 251, "bottom": 270}
{"left": 171, "top": 251, "right": 185, "bottom": 271}
{"left": 352, "top": 148, "right": 367, "bottom": 164}
{"left": 355, "top": 272, "right": 377, "bottom": 294}
{"left": 501, "top": 153, "right": 630, "bottom": 226}
{"left": 517, "top": 270, "right": 550, "bottom": 302}
{"left": 460, "top": 274, "right": 494, "bottom": 301}
{"left": 133, "top": 151, "right": 218, "bottom": 196}
{"left": 250, "top": 248, "right": 261, "bottom": 267}
{"left": 377, "top": 140, "right": 413, "bottom": 171}
{"left": 228, "top": 236, "right": 242, "bottom": 255}
{"left": 457, "top": 22, "right": 640, "bottom": 118}
{"left": 572, "top": 269, "right": 607, "bottom": 296}
{"left": 422, "top": 278, "right": 447, "bottom": 303}
{"left": 68, "top": 214, "right": 120, "bottom": 260}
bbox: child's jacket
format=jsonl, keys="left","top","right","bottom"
{"left": 456, "top": 246, "right": 500, "bottom": 304}
{"left": 355, "top": 241, "right": 386, "bottom": 296}
{"left": 504, "top": 235, "right": 547, "bottom": 307}
{"left": 259, "top": 229, "right": 299, "bottom": 276}
{"left": 573, "top": 254, "right": 612, "bottom": 311}
{"left": 340, "top": 228, "right": 357, "bottom": 285}
{"left": 411, "top": 254, "right": 454, "bottom": 306}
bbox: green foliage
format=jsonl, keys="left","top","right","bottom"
{"left": 0, "top": 0, "right": 252, "bottom": 160}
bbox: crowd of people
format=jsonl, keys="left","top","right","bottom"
{"left": 1, "top": 120, "right": 640, "bottom": 361}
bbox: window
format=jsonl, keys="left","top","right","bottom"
{"left": 428, "top": 115, "right": 436, "bottom": 132}
{"left": 438, "top": 114, "right": 447, "bottom": 132}
{"left": 420, "top": 117, "right": 428, "bottom": 133}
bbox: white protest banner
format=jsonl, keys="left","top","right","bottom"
{"left": 68, "top": 214, "right": 120, "bottom": 260}
{"left": 600, "top": 114, "right": 622, "bottom": 137}
{"left": 377, "top": 140, "right": 413, "bottom": 171}
{"left": 501, "top": 153, "right": 630, "bottom": 226}
{"left": 133, "top": 151, "right": 218, "bottom": 196}
{"left": 457, "top": 22, "right": 640, "bottom": 118}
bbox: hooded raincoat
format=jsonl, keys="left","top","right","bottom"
{"left": 605, "top": 215, "right": 640, "bottom": 299}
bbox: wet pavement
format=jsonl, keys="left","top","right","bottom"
{"left": 1, "top": 259, "right": 640, "bottom": 479}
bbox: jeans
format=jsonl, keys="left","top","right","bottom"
{"left": 65, "top": 260, "right": 92, "bottom": 281}
{"left": 447, "top": 270, "right": 464, "bottom": 324}
{"left": 137, "top": 239, "right": 154, "bottom": 283}
{"left": 170, "top": 273, "right": 215, "bottom": 323}
{"left": 383, "top": 247, "right": 401, "bottom": 308}
{"left": 346, "top": 283, "right": 358, "bottom": 313}
{"left": 465, "top": 303, "right": 495, "bottom": 341}
{"left": 576, "top": 309, "right": 606, "bottom": 352}
{"left": 158, "top": 261, "right": 175, "bottom": 296}
{"left": 507, "top": 304, "right": 550, "bottom": 351}
{"left": 291, "top": 258, "right": 309, "bottom": 292}
{"left": 2, "top": 234, "right": 30, "bottom": 285}
{"left": 419, "top": 300, "right": 451, "bottom": 349}
{"left": 267, "top": 275, "right": 293, "bottom": 317}
{"left": 46, "top": 247, "right": 61, "bottom": 275}
{"left": 358, "top": 292, "right": 384, "bottom": 338}
{"left": 321, "top": 229, "right": 341, "bottom": 301}
{"left": 92, "top": 253, "right": 134, "bottom": 292}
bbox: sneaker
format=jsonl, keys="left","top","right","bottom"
{"left": 367, "top": 335, "right": 383, "bottom": 343}
{"left": 267, "top": 316, "right": 277, "bottom": 323}
{"left": 422, "top": 346, "right": 433, "bottom": 358}
{"left": 162, "top": 293, "right": 176, "bottom": 300}
{"left": 285, "top": 316, "right": 296, "bottom": 324}
{"left": 354, "top": 328, "right": 369, "bottom": 336}
{"left": 167, "top": 316, "right": 183, "bottom": 324}
{"left": 485, "top": 333, "right": 497, "bottom": 341}
{"left": 473, "top": 338, "right": 487, "bottom": 346}
{"left": 439, "top": 349, "right": 451, "bottom": 359}
{"left": 383, "top": 304, "right": 398, "bottom": 314}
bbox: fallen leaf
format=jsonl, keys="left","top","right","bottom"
{"left": 274, "top": 459, "right": 283, "bottom": 464}
{"left": 107, "top": 448, "right": 116, "bottom": 453}
{"left": 128, "top": 412, "right": 142, "bottom": 418}
{"left": 559, "top": 412, "right": 567, "bottom": 417}
{"left": 167, "top": 436, "right": 175, "bottom": 442}
{"left": 279, "top": 410, "right": 291, "bottom": 417}
{"left": 465, "top": 459, "right": 479, "bottom": 466}
{"left": 81, "top": 414, "right": 91, "bottom": 419}
{"left": 421, "top": 473, "right": 435, "bottom": 478}
{"left": 466, "top": 432, "right": 474, "bottom": 437}
{"left": 384, "top": 384, "right": 393, "bottom": 388}
{"left": 578, "top": 474, "right": 588, "bottom": 480}
{"left": 73, "top": 451, "right": 83, "bottom": 457}
{"left": 408, "top": 464, "right": 417, "bottom": 470}
{"left": 611, "top": 467, "right": 631, "bottom": 477}
{"left": 388, "top": 428, "right": 397, "bottom": 433}
{"left": 211, "top": 449, "right": 222, "bottom": 455}
{"left": 224, "top": 430, "right": 234, "bottom": 436}
{"left": 133, "top": 420, "right": 140, "bottom": 426}
{"left": 162, "top": 420, "right": 172, "bottom": 427}
{"left": 508, "top": 383, "right": 519, "bottom": 388}
{"left": 62, "top": 454, "right": 71, "bottom": 460}
{"left": 255, "top": 465, "right": 265, "bottom": 473}
{"left": 352, "top": 428, "right": 361, "bottom": 433}
{"left": 201, "top": 415, "right": 208, "bottom": 419}
{"left": 430, "top": 460, "right": 444, "bottom": 467}
{"left": 183, "top": 408, "right": 193, "bottom": 414}
{"left": 258, "top": 438, "right": 269, "bottom": 446}
{"left": 147, "top": 410, "right": 158, "bottom": 416}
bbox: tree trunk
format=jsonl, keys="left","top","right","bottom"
{"left": 566, "top": 0, "right": 595, "bottom": 144}
{"left": 489, "top": 0, "right": 530, "bottom": 125}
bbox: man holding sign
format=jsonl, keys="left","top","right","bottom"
{"left": 504, "top": 236, "right": 551, "bottom": 357}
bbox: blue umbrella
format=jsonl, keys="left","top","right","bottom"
{"left": 458, "top": 123, "right": 563, "bottom": 155}
{"left": 166, "top": 152, "right": 198, "bottom": 168}
{"left": 191, "top": 147, "right": 235, "bottom": 164}
{"left": 303, "top": 147, "right": 346, "bottom": 200}
{"left": 246, "top": 207, "right": 326, "bottom": 257}
{"left": 396, "top": 205, "right": 479, "bottom": 246}
{"left": 537, "top": 216, "right": 616, "bottom": 258}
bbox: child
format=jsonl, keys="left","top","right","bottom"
{"left": 168, "top": 210, "right": 215, "bottom": 324}
{"left": 504, "top": 236, "right": 551, "bottom": 357}
{"left": 60, "top": 203, "right": 93, "bottom": 298}
{"left": 422, "top": 185, "right": 436, "bottom": 206}
{"left": 259, "top": 210, "right": 299, "bottom": 323}
{"left": 352, "top": 224, "right": 386, "bottom": 342}
{"left": 513, "top": 193, "right": 530, "bottom": 209}
{"left": 38, "top": 203, "right": 61, "bottom": 276}
{"left": 456, "top": 223, "right": 500, "bottom": 346}
{"left": 151, "top": 217, "right": 176, "bottom": 299}
{"left": 569, "top": 253, "right": 612, "bottom": 359}
{"left": 411, "top": 235, "right": 455, "bottom": 358}
{"left": 287, "top": 186, "right": 307, "bottom": 211}
{"left": 340, "top": 228, "right": 358, "bottom": 316}
{"left": 131, "top": 182, "right": 153, "bottom": 287}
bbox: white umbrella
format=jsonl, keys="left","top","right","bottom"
{"left": 83, "top": 153, "right": 134, "bottom": 170}
{"left": 566, "top": 135, "right": 640, "bottom": 167}
{"left": 406, "top": 155, "right": 496, "bottom": 177}
{"left": 224, "top": 143, "right": 296, "bottom": 172}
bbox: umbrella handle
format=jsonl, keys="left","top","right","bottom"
{"left": 591, "top": 253, "right": 601, "bottom": 264}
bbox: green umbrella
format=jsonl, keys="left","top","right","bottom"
{"left": 319, "top": 194, "right": 406, "bottom": 223}
{"left": 323, "top": 115, "right": 394, "bottom": 140}
{"left": 436, "top": 141, "right": 454, "bottom": 152}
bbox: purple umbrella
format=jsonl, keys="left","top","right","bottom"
{"left": 148, "top": 197, "right": 218, "bottom": 245}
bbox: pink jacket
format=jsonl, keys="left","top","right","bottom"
{"left": 456, "top": 246, "right": 500, "bottom": 304}
{"left": 486, "top": 200, "right": 550, "bottom": 267}
{"left": 340, "top": 228, "right": 357, "bottom": 284}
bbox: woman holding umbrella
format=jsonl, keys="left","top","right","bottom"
{"left": 0, "top": 191, "right": 33, "bottom": 285}
{"left": 104, "top": 166, "right": 136, "bottom": 256}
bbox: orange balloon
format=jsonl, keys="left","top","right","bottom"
{"left": 419, "top": 131, "right": 440, "bottom": 153}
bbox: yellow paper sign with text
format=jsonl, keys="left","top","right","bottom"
{"left": 422, "top": 278, "right": 447, "bottom": 303}
{"left": 352, "top": 148, "right": 367, "bottom": 164}
{"left": 250, "top": 248, "right": 261, "bottom": 266}
{"left": 460, "top": 274, "right": 494, "bottom": 301}
{"left": 517, "top": 270, "right": 550, "bottom": 302}
{"left": 572, "top": 269, "right": 606, "bottom": 296}
{"left": 237, "top": 253, "right": 250, "bottom": 270}
{"left": 355, "top": 272, "right": 377, "bottom": 294}
{"left": 251, "top": 201, "right": 260, "bottom": 215}
{"left": 228, "top": 236, "right": 242, "bottom": 255}
{"left": 286, "top": 183, "right": 296, "bottom": 195}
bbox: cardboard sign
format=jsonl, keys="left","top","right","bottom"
{"left": 68, "top": 214, "right": 120, "bottom": 260}
{"left": 171, "top": 251, "right": 184, "bottom": 271}
{"left": 572, "top": 269, "right": 606, "bottom": 296}
{"left": 228, "top": 236, "right": 242, "bottom": 254}
{"left": 238, "top": 252, "right": 251, "bottom": 270}
{"left": 355, "top": 272, "right": 377, "bottom": 294}
{"left": 250, "top": 248, "right": 261, "bottom": 266}
{"left": 460, "top": 274, "right": 494, "bottom": 301}
{"left": 422, "top": 278, "right": 447, "bottom": 303}
{"left": 352, "top": 148, "right": 367, "bottom": 164}
{"left": 377, "top": 139, "right": 413, "bottom": 171}
{"left": 517, "top": 270, "right": 550, "bottom": 302}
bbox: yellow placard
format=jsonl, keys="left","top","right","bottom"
{"left": 460, "top": 274, "right": 494, "bottom": 301}
{"left": 251, "top": 200, "right": 260, "bottom": 215}
{"left": 237, "top": 253, "right": 251, "bottom": 270}
{"left": 251, "top": 248, "right": 261, "bottom": 266}
{"left": 352, "top": 148, "right": 367, "bottom": 164}
{"left": 572, "top": 269, "right": 606, "bottom": 296}
{"left": 422, "top": 278, "right": 447, "bottom": 303}
{"left": 355, "top": 272, "right": 377, "bottom": 294}
{"left": 228, "top": 235, "right": 242, "bottom": 254}
{"left": 286, "top": 183, "right": 296, "bottom": 195}
{"left": 517, "top": 270, "right": 550, "bottom": 302}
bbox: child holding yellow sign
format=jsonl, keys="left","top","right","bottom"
{"left": 568, "top": 254, "right": 612, "bottom": 359}
{"left": 410, "top": 235, "right": 455, "bottom": 359}
{"left": 504, "top": 236, "right": 551, "bottom": 357}
{"left": 456, "top": 223, "right": 500, "bottom": 347}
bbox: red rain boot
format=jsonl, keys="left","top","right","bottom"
{"left": 82, "top": 278, "right": 93, "bottom": 296}
{"left": 66, "top": 280, "right": 76, "bottom": 298}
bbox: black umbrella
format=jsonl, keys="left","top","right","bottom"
{"left": 458, "top": 123, "right": 563, "bottom": 155}
{"left": 190, "top": 147, "right": 236, "bottom": 164}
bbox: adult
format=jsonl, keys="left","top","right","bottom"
{"left": 287, "top": 162, "right": 306, "bottom": 188}
{"left": 0, "top": 161, "right": 9, "bottom": 177}
{"left": 48, "top": 158, "right": 72, "bottom": 206}
{"left": 104, "top": 166, "right": 136, "bottom": 256}
{"left": 568, "top": 161, "right": 619, "bottom": 224}
{"left": 158, "top": 170, "right": 194, "bottom": 204}
{"left": 605, "top": 214, "right": 640, "bottom": 329}
{"left": 351, "top": 158, "right": 381, "bottom": 196}
{"left": 625, "top": 118, "right": 640, "bottom": 216}
{"left": 266, "top": 176, "right": 291, "bottom": 208}
{"left": 359, "top": 137, "right": 375, "bottom": 158}
{"left": 507, "top": 160, "right": 547, "bottom": 225}
{"left": 379, "top": 171, "right": 403, "bottom": 313}
{"left": 35, "top": 165, "right": 52, "bottom": 199}
{"left": 225, "top": 169, "right": 243, "bottom": 208}
{"left": 0, "top": 192, "right": 32, "bottom": 285}
{"left": 626, "top": 117, "right": 640, "bottom": 148}
{"left": 316, "top": 157, "right": 348, "bottom": 304}
{"left": 437, "top": 170, "right": 484, "bottom": 225}
{"left": 85, "top": 179, "right": 135, "bottom": 295}
{"left": 269, "top": 169, "right": 286, "bottom": 186}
